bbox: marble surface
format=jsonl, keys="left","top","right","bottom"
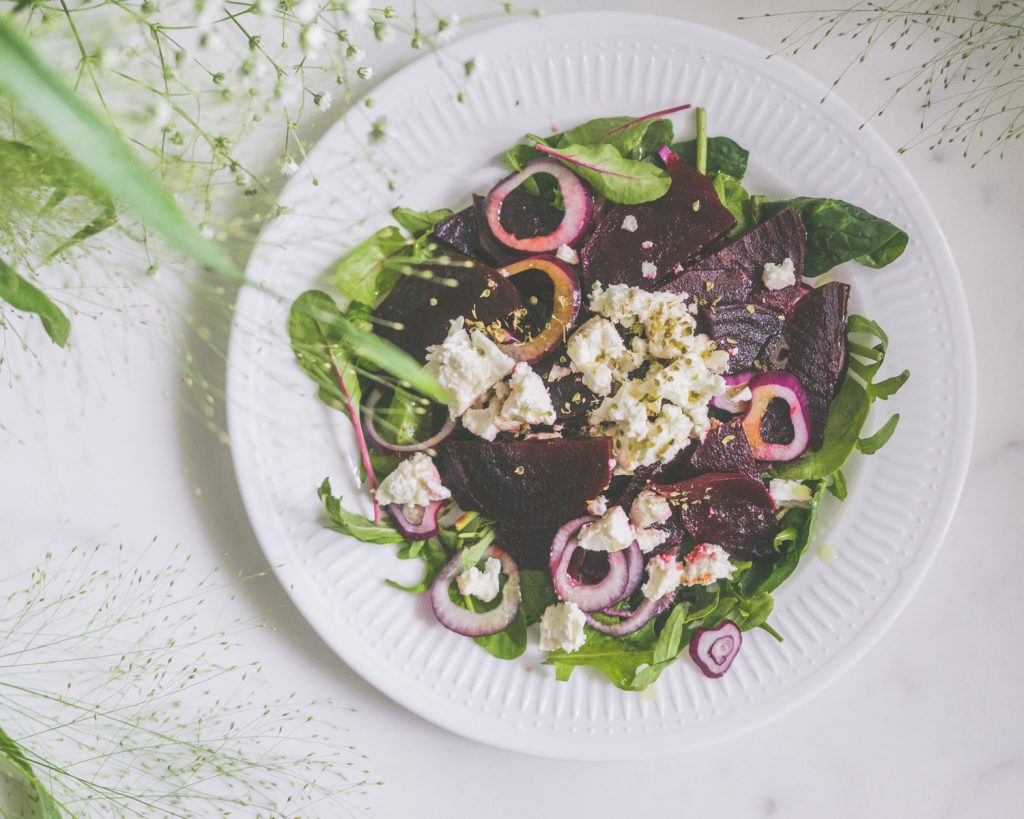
{"left": 1, "top": 2, "right": 1022, "bottom": 816}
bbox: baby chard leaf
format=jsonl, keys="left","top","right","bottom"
{"left": 0, "top": 258, "right": 70, "bottom": 346}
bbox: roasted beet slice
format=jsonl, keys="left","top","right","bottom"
{"left": 473, "top": 191, "right": 565, "bottom": 265}
{"left": 373, "top": 259, "right": 522, "bottom": 362}
{"left": 436, "top": 437, "right": 613, "bottom": 530}
{"left": 685, "top": 420, "right": 760, "bottom": 483}
{"left": 546, "top": 371, "right": 599, "bottom": 423}
{"left": 783, "top": 282, "right": 850, "bottom": 450}
{"left": 663, "top": 207, "right": 806, "bottom": 310}
{"left": 501, "top": 525, "right": 558, "bottom": 571}
{"left": 431, "top": 205, "right": 493, "bottom": 264}
{"left": 658, "top": 266, "right": 753, "bottom": 306}
{"left": 580, "top": 151, "right": 736, "bottom": 291}
{"left": 702, "top": 302, "right": 786, "bottom": 373}
{"left": 654, "top": 472, "right": 778, "bottom": 558}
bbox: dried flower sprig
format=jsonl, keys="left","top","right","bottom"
{"left": 746, "top": 0, "right": 1024, "bottom": 164}
{"left": 0, "top": 539, "right": 375, "bottom": 817}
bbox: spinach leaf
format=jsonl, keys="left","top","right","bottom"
{"left": 475, "top": 609, "right": 527, "bottom": 660}
{"left": 0, "top": 257, "right": 70, "bottom": 346}
{"left": 387, "top": 537, "right": 450, "bottom": 593}
{"left": 712, "top": 173, "right": 755, "bottom": 236}
{"left": 532, "top": 139, "right": 671, "bottom": 204}
{"left": 519, "top": 569, "right": 558, "bottom": 625}
{"left": 544, "top": 114, "right": 674, "bottom": 161}
{"left": 288, "top": 290, "right": 361, "bottom": 414}
{"left": 391, "top": 206, "right": 452, "bottom": 238}
{"left": 672, "top": 136, "right": 750, "bottom": 179}
{"left": 332, "top": 225, "right": 410, "bottom": 305}
{"left": 758, "top": 197, "right": 908, "bottom": 277}
{"left": 317, "top": 478, "right": 405, "bottom": 544}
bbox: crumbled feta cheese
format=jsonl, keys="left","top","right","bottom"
{"left": 589, "top": 283, "right": 705, "bottom": 360}
{"left": 680, "top": 543, "right": 735, "bottom": 586}
{"left": 539, "top": 601, "right": 587, "bottom": 653}
{"left": 770, "top": 478, "right": 815, "bottom": 509}
{"left": 375, "top": 452, "right": 452, "bottom": 508}
{"left": 547, "top": 364, "right": 572, "bottom": 382}
{"left": 461, "top": 381, "right": 512, "bottom": 441}
{"left": 641, "top": 553, "right": 684, "bottom": 600}
{"left": 586, "top": 495, "right": 609, "bottom": 516}
{"left": 502, "top": 362, "right": 556, "bottom": 426}
{"left": 641, "top": 261, "right": 658, "bottom": 280}
{"left": 762, "top": 257, "right": 796, "bottom": 291}
{"left": 424, "top": 317, "right": 515, "bottom": 416}
{"left": 641, "top": 240, "right": 654, "bottom": 250}
{"left": 555, "top": 243, "right": 579, "bottom": 264}
{"left": 565, "top": 317, "right": 641, "bottom": 396}
{"left": 621, "top": 214, "right": 638, "bottom": 232}
{"left": 630, "top": 490, "right": 672, "bottom": 529}
{"left": 577, "top": 506, "right": 635, "bottom": 552}
{"left": 456, "top": 556, "right": 501, "bottom": 602}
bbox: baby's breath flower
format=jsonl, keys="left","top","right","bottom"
{"left": 346, "top": 43, "right": 365, "bottom": 63}
{"left": 373, "top": 20, "right": 395, "bottom": 43}
{"left": 437, "top": 14, "right": 460, "bottom": 44}
{"left": 464, "top": 55, "right": 486, "bottom": 77}
{"left": 345, "top": 0, "right": 370, "bottom": 24}
{"left": 313, "top": 90, "right": 332, "bottom": 111}
{"left": 357, "top": 66, "right": 373, "bottom": 80}
{"left": 280, "top": 156, "right": 300, "bottom": 176}
{"left": 300, "top": 23, "right": 325, "bottom": 57}
{"left": 369, "top": 116, "right": 387, "bottom": 142}
{"left": 292, "top": 0, "right": 317, "bottom": 24}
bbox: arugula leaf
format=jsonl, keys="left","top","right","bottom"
{"left": 387, "top": 537, "right": 450, "bottom": 593}
{"left": 758, "top": 197, "right": 908, "bottom": 277}
{"left": 672, "top": 136, "right": 750, "bottom": 179}
{"left": 0, "top": 257, "right": 70, "bottom": 346}
{"left": 857, "top": 413, "right": 900, "bottom": 454}
{"left": 475, "top": 610, "right": 527, "bottom": 660}
{"left": 828, "top": 469, "right": 848, "bottom": 501}
{"left": 391, "top": 206, "right": 453, "bottom": 237}
{"left": 712, "top": 173, "right": 754, "bottom": 236}
{"left": 532, "top": 140, "right": 671, "bottom": 204}
{"left": 547, "top": 619, "right": 660, "bottom": 690}
{"left": 317, "top": 478, "right": 405, "bottom": 544}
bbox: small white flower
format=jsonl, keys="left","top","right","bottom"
{"left": 314, "top": 91, "right": 332, "bottom": 112}
{"left": 300, "top": 24, "right": 325, "bottom": 58}
{"left": 253, "top": 0, "right": 276, "bottom": 14}
{"left": 357, "top": 66, "right": 374, "bottom": 80}
{"left": 280, "top": 158, "right": 300, "bottom": 177}
{"left": 346, "top": 44, "right": 365, "bottom": 63}
{"left": 437, "top": 13, "right": 460, "bottom": 43}
{"left": 292, "top": 0, "right": 318, "bottom": 24}
{"left": 345, "top": 0, "right": 370, "bottom": 23}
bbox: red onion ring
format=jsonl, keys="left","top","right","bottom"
{"left": 386, "top": 499, "right": 444, "bottom": 540}
{"left": 710, "top": 370, "right": 756, "bottom": 415}
{"left": 483, "top": 159, "right": 594, "bottom": 253}
{"left": 585, "top": 546, "right": 681, "bottom": 636}
{"left": 550, "top": 516, "right": 643, "bottom": 612}
{"left": 363, "top": 388, "right": 455, "bottom": 454}
{"left": 741, "top": 371, "right": 811, "bottom": 461}
{"left": 689, "top": 619, "right": 742, "bottom": 678}
{"left": 430, "top": 545, "right": 521, "bottom": 637}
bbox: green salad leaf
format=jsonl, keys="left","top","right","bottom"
{"left": 519, "top": 568, "right": 558, "bottom": 625}
{"left": 391, "top": 206, "right": 453, "bottom": 237}
{"left": 388, "top": 538, "right": 450, "bottom": 593}
{"left": 554, "top": 115, "right": 674, "bottom": 161}
{"left": 712, "top": 173, "right": 755, "bottom": 236}
{"left": 317, "top": 478, "right": 405, "bottom": 544}
{"left": 531, "top": 139, "right": 671, "bottom": 205}
{"left": 0, "top": 725, "right": 62, "bottom": 819}
{"left": 0, "top": 257, "right": 70, "bottom": 346}
{"left": 288, "top": 290, "right": 362, "bottom": 414}
{"left": 332, "top": 225, "right": 411, "bottom": 306}
{"left": 671, "top": 135, "right": 750, "bottom": 179}
{"left": 757, "top": 197, "right": 908, "bottom": 277}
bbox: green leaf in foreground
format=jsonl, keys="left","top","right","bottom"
{"left": 317, "top": 478, "right": 404, "bottom": 544}
{"left": 332, "top": 226, "right": 410, "bottom": 306}
{"left": 532, "top": 139, "right": 671, "bottom": 204}
{"left": 391, "top": 206, "right": 453, "bottom": 237}
{"left": 0, "top": 15, "right": 237, "bottom": 279}
{"left": 758, "top": 197, "right": 909, "bottom": 277}
{"left": 0, "top": 725, "right": 62, "bottom": 818}
{"left": 0, "top": 257, "right": 70, "bottom": 346}
{"left": 671, "top": 135, "right": 750, "bottom": 178}
{"left": 712, "top": 173, "right": 755, "bottom": 236}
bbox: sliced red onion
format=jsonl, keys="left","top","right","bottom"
{"left": 364, "top": 389, "right": 455, "bottom": 454}
{"left": 430, "top": 545, "right": 521, "bottom": 637}
{"left": 484, "top": 159, "right": 594, "bottom": 253}
{"left": 688, "top": 619, "right": 742, "bottom": 678}
{"left": 741, "top": 371, "right": 811, "bottom": 461}
{"left": 498, "top": 255, "right": 581, "bottom": 363}
{"left": 710, "top": 371, "right": 756, "bottom": 414}
{"left": 585, "top": 589, "right": 676, "bottom": 637}
{"left": 550, "top": 516, "right": 642, "bottom": 612}
{"left": 386, "top": 500, "right": 444, "bottom": 540}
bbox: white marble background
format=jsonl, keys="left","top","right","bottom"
{"left": 2, "top": 1, "right": 1022, "bottom": 816}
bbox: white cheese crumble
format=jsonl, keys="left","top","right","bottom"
{"left": 762, "top": 257, "right": 796, "bottom": 291}
{"left": 539, "top": 601, "right": 587, "bottom": 653}
{"left": 455, "top": 556, "right": 501, "bottom": 602}
{"left": 577, "top": 506, "right": 635, "bottom": 552}
{"left": 424, "top": 317, "right": 515, "bottom": 416}
{"left": 630, "top": 490, "right": 672, "bottom": 553}
{"left": 586, "top": 495, "right": 609, "bottom": 516}
{"left": 374, "top": 452, "right": 451, "bottom": 509}
{"left": 621, "top": 214, "right": 638, "bottom": 232}
{"left": 462, "top": 362, "right": 555, "bottom": 440}
{"left": 556, "top": 243, "right": 579, "bottom": 265}
{"left": 565, "top": 317, "right": 642, "bottom": 396}
{"left": 770, "top": 478, "right": 815, "bottom": 509}
{"left": 680, "top": 543, "right": 735, "bottom": 586}
{"left": 641, "top": 553, "right": 684, "bottom": 600}
{"left": 547, "top": 364, "right": 572, "bottom": 382}
{"left": 589, "top": 283, "right": 710, "bottom": 360}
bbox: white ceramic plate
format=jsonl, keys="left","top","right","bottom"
{"left": 227, "top": 12, "right": 975, "bottom": 759}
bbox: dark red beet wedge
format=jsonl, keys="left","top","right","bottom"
{"left": 654, "top": 472, "right": 778, "bottom": 558}
{"left": 436, "top": 437, "right": 613, "bottom": 530}
{"left": 373, "top": 258, "right": 523, "bottom": 362}
{"left": 663, "top": 207, "right": 806, "bottom": 311}
{"left": 431, "top": 204, "right": 493, "bottom": 264}
{"left": 658, "top": 266, "right": 753, "bottom": 306}
{"left": 702, "top": 302, "right": 786, "bottom": 373}
{"left": 782, "top": 282, "right": 850, "bottom": 450}
{"left": 685, "top": 420, "right": 760, "bottom": 483}
{"left": 580, "top": 150, "right": 736, "bottom": 291}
